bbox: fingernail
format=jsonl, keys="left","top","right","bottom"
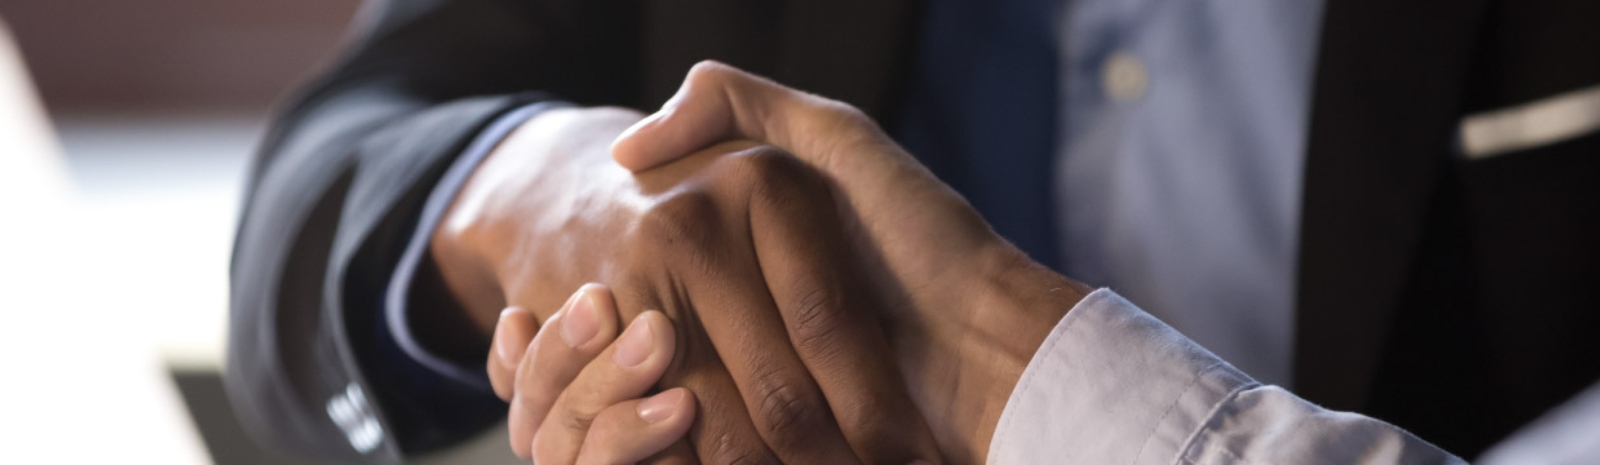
{"left": 494, "top": 307, "right": 528, "bottom": 365}
{"left": 613, "top": 315, "right": 655, "bottom": 368}
{"left": 637, "top": 389, "right": 684, "bottom": 423}
{"left": 560, "top": 290, "right": 600, "bottom": 348}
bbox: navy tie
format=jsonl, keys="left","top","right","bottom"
{"left": 895, "top": 0, "right": 1063, "bottom": 270}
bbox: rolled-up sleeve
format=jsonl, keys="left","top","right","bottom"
{"left": 988, "top": 289, "right": 1464, "bottom": 464}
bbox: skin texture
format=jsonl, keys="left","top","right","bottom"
{"left": 610, "top": 61, "right": 1094, "bottom": 463}
{"left": 432, "top": 107, "right": 941, "bottom": 464}
{"left": 488, "top": 284, "right": 698, "bottom": 464}
{"left": 447, "top": 61, "right": 1094, "bottom": 463}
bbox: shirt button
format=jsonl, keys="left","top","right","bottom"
{"left": 1101, "top": 51, "right": 1148, "bottom": 102}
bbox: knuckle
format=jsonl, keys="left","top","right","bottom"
{"left": 839, "top": 390, "right": 897, "bottom": 436}
{"left": 738, "top": 146, "right": 808, "bottom": 184}
{"left": 812, "top": 99, "right": 888, "bottom": 147}
{"left": 751, "top": 376, "right": 828, "bottom": 449}
{"left": 816, "top": 99, "right": 871, "bottom": 126}
{"left": 688, "top": 60, "right": 736, "bottom": 88}
{"left": 579, "top": 408, "right": 626, "bottom": 456}
{"left": 553, "top": 400, "right": 598, "bottom": 436}
{"left": 785, "top": 286, "right": 849, "bottom": 363}
{"left": 704, "top": 432, "right": 776, "bottom": 465}
{"left": 720, "top": 146, "right": 826, "bottom": 203}
{"left": 633, "top": 191, "right": 724, "bottom": 252}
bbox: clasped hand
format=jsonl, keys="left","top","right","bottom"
{"left": 433, "top": 62, "right": 1090, "bottom": 464}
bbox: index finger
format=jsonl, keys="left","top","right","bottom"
{"left": 747, "top": 156, "right": 944, "bottom": 463}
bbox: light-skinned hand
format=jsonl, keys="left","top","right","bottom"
{"left": 488, "top": 284, "right": 695, "bottom": 464}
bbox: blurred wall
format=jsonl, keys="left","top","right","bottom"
{"left": 0, "top": 0, "right": 361, "bottom": 113}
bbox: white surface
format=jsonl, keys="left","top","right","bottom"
{"left": 55, "top": 114, "right": 259, "bottom": 370}
{"left": 0, "top": 21, "right": 213, "bottom": 464}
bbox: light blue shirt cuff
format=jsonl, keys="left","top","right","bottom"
{"left": 988, "top": 288, "right": 1257, "bottom": 464}
{"left": 988, "top": 289, "right": 1461, "bottom": 464}
{"left": 383, "top": 101, "right": 571, "bottom": 390}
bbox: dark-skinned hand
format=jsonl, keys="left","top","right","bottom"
{"left": 433, "top": 107, "right": 942, "bottom": 464}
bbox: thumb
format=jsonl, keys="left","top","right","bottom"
{"left": 610, "top": 60, "right": 871, "bottom": 173}
{"left": 610, "top": 61, "right": 975, "bottom": 255}
{"left": 611, "top": 61, "right": 991, "bottom": 288}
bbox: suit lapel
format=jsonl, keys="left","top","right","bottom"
{"left": 1294, "top": 0, "right": 1489, "bottom": 410}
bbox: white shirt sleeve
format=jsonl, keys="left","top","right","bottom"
{"left": 987, "top": 289, "right": 1465, "bottom": 464}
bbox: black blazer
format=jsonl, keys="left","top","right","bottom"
{"left": 226, "top": 0, "right": 1600, "bottom": 461}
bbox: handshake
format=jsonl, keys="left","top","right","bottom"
{"left": 433, "top": 62, "right": 1092, "bottom": 464}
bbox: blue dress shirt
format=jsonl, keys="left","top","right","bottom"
{"left": 897, "top": 0, "right": 1324, "bottom": 386}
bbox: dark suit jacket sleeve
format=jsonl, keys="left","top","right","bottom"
{"left": 224, "top": 0, "right": 638, "bottom": 461}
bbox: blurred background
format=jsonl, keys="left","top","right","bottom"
{"left": 0, "top": 1, "right": 515, "bottom": 463}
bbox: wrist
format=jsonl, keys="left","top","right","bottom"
{"left": 427, "top": 108, "right": 569, "bottom": 332}
{"left": 424, "top": 103, "right": 586, "bottom": 331}
{"left": 967, "top": 244, "right": 1090, "bottom": 373}
{"left": 431, "top": 106, "right": 646, "bottom": 329}
{"left": 946, "top": 242, "right": 1090, "bottom": 460}
{"left": 429, "top": 218, "right": 506, "bottom": 333}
